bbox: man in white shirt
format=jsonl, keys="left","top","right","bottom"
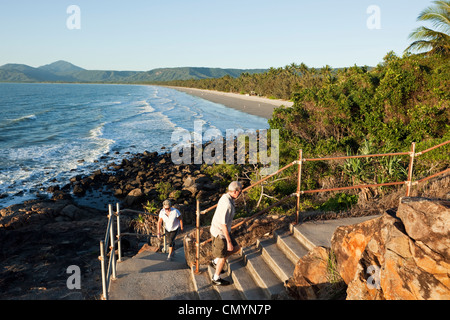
{"left": 210, "top": 181, "right": 242, "bottom": 285}
{"left": 157, "top": 200, "right": 183, "bottom": 261}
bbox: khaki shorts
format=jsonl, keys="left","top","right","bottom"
{"left": 212, "top": 235, "right": 238, "bottom": 258}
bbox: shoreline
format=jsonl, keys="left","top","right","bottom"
{"left": 165, "top": 86, "right": 294, "bottom": 120}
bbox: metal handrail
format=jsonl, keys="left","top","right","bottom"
{"left": 192, "top": 140, "right": 449, "bottom": 272}
{"left": 99, "top": 203, "right": 121, "bottom": 300}
{"left": 99, "top": 204, "right": 168, "bottom": 299}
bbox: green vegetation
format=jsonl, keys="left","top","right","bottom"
{"left": 143, "top": 200, "right": 159, "bottom": 215}
{"left": 165, "top": 64, "right": 342, "bottom": 100}
{"left": 270, "top": 52, "right": 449, "bottom": 164}
{"left": 156, "top": 182, "right": 174, "bottom": 202}
{"left": 201, "top": 163, "right": 242, "bottom": 187}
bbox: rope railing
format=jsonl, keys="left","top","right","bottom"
{"left": 192, "top": 140, "right": 449, "bottom": 273}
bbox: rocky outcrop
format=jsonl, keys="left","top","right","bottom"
{"left": 286, "top": 197, "right": 450, "bottom": 300}
{"left": 0, "top": 198, "right": 106, "bottom": 299}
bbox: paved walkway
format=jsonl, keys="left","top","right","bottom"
{"left": 109, "top": 246, "right": 197, "bottom": 300}
{"left": 294, "top": 215, "right": 379, "bottom": 248}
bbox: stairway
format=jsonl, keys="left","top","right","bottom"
{"left": 108, "top": 215, "right": 378, "bottom": 300}
{"left": 190, "top": 215, "right": 379, "bottom": 300}
{"left": 190, "top": 225, "right": 309, "bottom": 300}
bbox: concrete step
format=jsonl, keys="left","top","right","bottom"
{"left": 228, "top": 255, "right": 268, "bottom": 300}
{"left": 242, "top": 245, "right": 286, "bottom": 299}
{"left": 206, "top": 264, "right": 242, "bottom": 300}
{"left": 274, "top": 229, "right": 309, "bottom": 265}
{"left": 257, "top": 238, "right": 295, "bottom": 283}
{"left": 190, "top": 266, "right": 220, "bottom": 300}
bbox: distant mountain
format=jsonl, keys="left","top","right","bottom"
{"left": 39, "top": 60, "right": 85, "bottom": 74}
{"left": 0, "top": 63, "right": 73, "bottom": 82}
{"left": 0, "top": 61, "right": 267, "bottom": 83}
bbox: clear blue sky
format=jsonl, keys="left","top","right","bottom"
{"left": 0, "top": 0, "right": 434, "bottom": 71}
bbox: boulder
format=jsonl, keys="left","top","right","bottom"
{"left": 396, "top": 197, "right": 450, "bottom": 260}
{"left": 72, "top": 184, "right": 86, "bottom": 196}
{"left": 60, "top": 204, "right": 83, "bottom": 220}
{"left": 331, "top": 215, "right": 386, "bottom": 285}
{"left": 51, "top": 190, "right": 72, "bottom": 201}
{"left": 125, "top": 188, "right": 144, "bottom": 206}
{"left": 330, "top": 197, "right": 450, "bottom": 300}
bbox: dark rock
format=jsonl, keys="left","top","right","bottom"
{"left": 47, "top": 185, "right": 60, "bottom": 193}
{"left": 60, "top": 204, "right": 83, "bottom": 220}
{"left": 124, "top": 188, "right": 144, "bottom": 207}
{"left": 51, "top": 191, "right": 72, "bottom": 201}
{"left": 73, "top": 185, "right": 86, "bottom": 196}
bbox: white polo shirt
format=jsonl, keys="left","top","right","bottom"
{"left": 159, "top": 207, "right": 181, "bottom": 232}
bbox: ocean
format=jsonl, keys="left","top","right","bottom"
{"left": 0, "top": 83, "right": 269, "bottom": 209}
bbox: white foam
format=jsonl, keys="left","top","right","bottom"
{"left": 138, "top": 100, "right": 155, "bottom": 114}
{"left": 91, "top": 101, "right": 123, "bottom": 107}
{"left": 89, "top": 123, "right": 105, "bottom": 139}
{"left": 3, "top": 114, "right": 37, "bottom": 126}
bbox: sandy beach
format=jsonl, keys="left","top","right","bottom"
{"left": 166, "top": 86, "right": 294, "bottom": 119}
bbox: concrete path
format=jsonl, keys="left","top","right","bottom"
{"left": 108, "top": 246, "right": 198, "bottom": 300}
{"left": 293, "top": 215, "right": 379, "bottom": 251}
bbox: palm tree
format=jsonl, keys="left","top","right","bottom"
{"left": 405, "top": 0, "right": 450, "bottom": 56}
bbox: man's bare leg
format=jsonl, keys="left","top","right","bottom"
{"left": 214, "top": 257, "right": 226, "bottom": 279}
{"left": 214, "top": 245, "right": 241, "bottom": 277}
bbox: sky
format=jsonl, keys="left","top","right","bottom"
{"left": 0, "top": 0, "right": 435, "bottom": 71}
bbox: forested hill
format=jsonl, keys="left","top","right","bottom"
{"left": 0, "top": 60, "right": 266, "bottom": 83}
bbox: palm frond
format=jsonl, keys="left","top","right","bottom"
{"left": 405, "top": 1, "right": 450, "bottom": 56}
{"left": 418, "top": 3, "right": 450, "bottom": 34}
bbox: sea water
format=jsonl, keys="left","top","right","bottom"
{"left": 0, "top": 83, "right": 269, "bottom": 209}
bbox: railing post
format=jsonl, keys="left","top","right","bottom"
{"left": 195, "top": 198, "right": 200, "bottom": 274}
{"left": 295, "top": 149, "right": 303, "bottom": 225}
{"left": 99, "top": 240, "right": 108, "bottom": 300}
{"left": 406, "top": 142, "right": 416, "bottom": 197}
{"left": 116, "top": 203, "right": 122, "bottom": 263}
{"left": 108, "top": 204, "right": 117, "bottom": 281}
